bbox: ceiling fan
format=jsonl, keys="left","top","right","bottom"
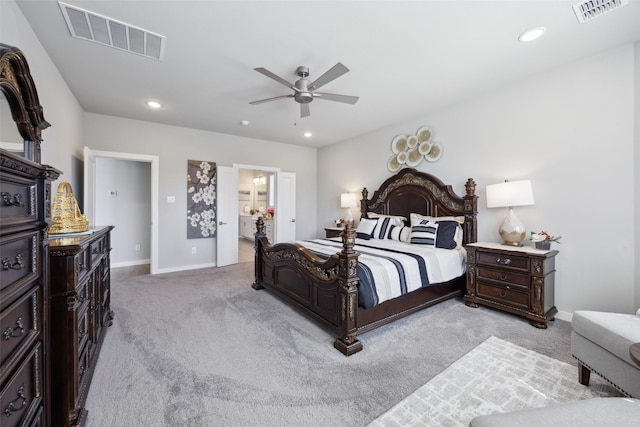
{"left": 249, "top": 62, "right": 359, "bottom": 118}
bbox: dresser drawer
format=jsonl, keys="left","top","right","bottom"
{"left": 0, "top": 342, "right": 43, "bottom": 427}
{"left": 477, "top": 267, "right": 529, "bottom": 291}
{"left": 0, "top": 287, "right": 40, "bottom": 375}
{"left": 77, "top": 300, "right": 90, "bottom": 355}
{"left": 476, "top": 251, "right": 529, "bottom": 272}
{"left": 0, "top": 173, "right": 36, "bottom": 228}
{"left": 1, "top": 231, "right": 38, "bottom": 295}
{"left": 89, "top": 235, "right": 107, "bottom": 267}
{"left": 77, "top": 344, "right": 91, "bottom": 395}
{"left": 477, "top": 282, "right": 529, "bottom": 310}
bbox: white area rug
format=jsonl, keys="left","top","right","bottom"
{"left": 369, "top": 336, "right": 622, "bottom": 427}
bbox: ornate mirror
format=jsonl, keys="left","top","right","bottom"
{"left": 0, "top": 43, "right": 50, "bottom": 163}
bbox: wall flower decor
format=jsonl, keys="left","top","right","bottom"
{"left": 387, "top": 125, "right": 443, "bottom": 172}
{"left": 187, "top": 160, "right": 217, "bottom": 239}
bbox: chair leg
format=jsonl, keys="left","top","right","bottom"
{"left": 578, "top": 362, "right": 591, "bottom": 386}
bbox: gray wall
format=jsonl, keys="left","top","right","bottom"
{"left": 95, "top": 157, "right": 151, "bottom": 266}
{"left": 83, "top": 113, "right": 317, "bottom": 272}
{"left": 318, "top": 44, "right": 639, "bottom": 318}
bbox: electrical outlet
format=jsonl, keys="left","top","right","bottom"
{"left": 191, "top": 247, "right": 197, "bottom": 254}
{"left": 135, "top": 244, "right": 141, "bottom": 251}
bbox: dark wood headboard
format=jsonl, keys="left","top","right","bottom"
{"left": 360, "top": 168, "right": 478, "bottom": 245}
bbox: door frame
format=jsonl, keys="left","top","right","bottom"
{"left": 83, "top": 147, "right": 160, "bottom": 274}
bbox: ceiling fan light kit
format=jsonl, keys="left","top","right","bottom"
{"left": 250, "top": 62, "right": 359, "bottom": 118}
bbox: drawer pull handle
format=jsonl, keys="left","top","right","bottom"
{"left": 2, "top": 253, "right": 24, "bottom": 270}
{"left": 4, "top": 384, "right": 27, "bottom": 417}
{"left": 495, "top": 290, "right": 508, "bottom": 298}
{"left": 494, "top": 274, "right": 509, "bottom": 281}
{"left": 495, "top": 257, "right": 511, "bottom": 265}
{"left": 2, "top": 316, "right": 25, "bottom": 341}
{"left": 1, "top": 192, "right": 24, "bottom": 207}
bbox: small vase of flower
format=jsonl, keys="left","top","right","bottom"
{"left": 530, "top": 231, "right": 561, "bottom": 250}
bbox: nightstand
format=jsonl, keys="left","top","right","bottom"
{"left": 324, "top": 227, "right": 343, "bottom": 238}
{"left": 463, "top": 242, "right": 558, "bottom": 328}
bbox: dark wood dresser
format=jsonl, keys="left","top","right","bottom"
{"left": 464, "top": 242, "right": 558, "bottom": 328}
{"left": 0, "top": 150, "right": 59, "bottom": 427}
{"left": 1, "top": 43, "right": 61, "bottom": 427}
{"left": 48, "top": 226, "right": 114, "bottom": 426}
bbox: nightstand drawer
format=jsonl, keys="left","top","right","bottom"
{"left": 477, "top": 282, "right": 529, "bottom": 310}
{"left": 477, "top": 267, "right": 529, "bottom": 290}
{"left": 477, "top": 251, "right": 529, "bottom": 271}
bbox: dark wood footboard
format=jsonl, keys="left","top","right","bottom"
{"left": 253, "top": 219, "right": 364, "bottom": 355}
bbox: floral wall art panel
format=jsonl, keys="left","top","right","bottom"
{"left": 187, "top": 160, "right": 217, "bottom": 239}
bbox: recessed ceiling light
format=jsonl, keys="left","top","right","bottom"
{"left": 146, "top": 101, "right": 162, "bottom": 109}
{"left": 303, "top": 132, "right": 312, "bottom": 138}
{"left": 240, "top": 120, "right": 250, "bottom": 126}
{"left": 518, "top": 27, "right": 546, "bottom": 42}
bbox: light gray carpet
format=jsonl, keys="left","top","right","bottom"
{"left": 86, "top": 262, "right": 591, "bottom": 426}
{"left": 369, "top": 336, "right": 621, "bottom": 426}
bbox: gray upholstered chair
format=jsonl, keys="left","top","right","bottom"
{"left": 468, "top": 397, "right": 640, "bottom": 427}
{"left": 571, "top": 310, "right": 640, "bottom": 398}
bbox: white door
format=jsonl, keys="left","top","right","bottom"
{"left": 276, "top": 172, "right": 296, "bottom": 243}
{"left": 216, "top": 166, "right": 239, "bottom": 266}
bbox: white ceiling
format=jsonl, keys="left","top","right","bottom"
{"left": 15, "top": 0, "right": 640, "bottom": 148}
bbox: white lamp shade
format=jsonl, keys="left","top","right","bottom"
{"left": 486, "top": 180, "right": 534, "bottom": 208}
{"left": 340, "top": 193, "right": 358, "bottom": 208}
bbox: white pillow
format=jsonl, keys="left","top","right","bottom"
{"left": 409, "top": 220, "right": 439, "bottom": 247}
{"left": 355, "top": 218, "right": 378, "bottom": 238}
{"left": 410, "top": 213, "right": 464, "bottom": 226}
{"left": 368, "top": 212, "right": 407, "bottom": 225}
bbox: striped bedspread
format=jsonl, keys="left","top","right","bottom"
{"left": 299, "top": 238, "right": 467, "bottom": 309}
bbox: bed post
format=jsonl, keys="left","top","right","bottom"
{"left": 252, "top": 216, "right": 266, "bottom": 290}
{"left": 333, "top": 224, "right": 363, "bottom": 356}
{"left": 463, "top": 178, "right": 478, "bottom": 244}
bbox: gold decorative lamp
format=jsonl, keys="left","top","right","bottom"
{"left": 340, "top": 193, "right": 358, "bottom": 225}
{"left": 486, "top": 180, "right": 534, "bottom": 246}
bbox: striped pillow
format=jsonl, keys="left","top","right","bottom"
{"left": 372, "top": 216, "right": 397, "bottom": 239}
{"left": 387, "top": 224, "right": 411, "bottom": 242}
{"left": 410, "top": 220, "right": 439, "bottom": 246}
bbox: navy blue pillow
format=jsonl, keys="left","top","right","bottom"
{"left": 434, "top": 220, "right": 459, "bottom": 249}
{"left": 356, "top": 232, "right": 372, "bottom": 240}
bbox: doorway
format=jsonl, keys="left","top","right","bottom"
{"left": 236, "top": 166, "right": 277, "bottom": 263}
{"left": 83, "top": 147, "right": 159, "bottom": 274}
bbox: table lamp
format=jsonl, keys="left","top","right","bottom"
{"left": 340, "top": 193, "right": 358, "bottom": 225}
{"left": 486, "top": 180, "right": 534, "bottom": 246}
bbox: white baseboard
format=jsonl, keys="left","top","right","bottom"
{"left": 555, "top": 309, "right": 572, "bottom": 322}
{"left": 155, "top": 262, "right": 216, "bottom": 275}
{"left": 111, "top": 259, "right": 151, "bottom": 269}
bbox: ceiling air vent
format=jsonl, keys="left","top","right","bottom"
{"left": 572, "top": 0, "right": 628, "bottom": 23}
{"left": 58, "top": 1, "right": 165, "bottom": 60}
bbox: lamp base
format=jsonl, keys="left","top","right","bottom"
{"left": 498, "top": 207, "right": 526, "bottom": 246}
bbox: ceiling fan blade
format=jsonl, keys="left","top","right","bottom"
{"left": 300, "top": 103, "right": 310, "bottom": 118}
{"left": 254, "top": 67, "right": 298, "bottom": 91}
{"left": 249, "top": 94, "right": 293, "bottom": 105}
{"left": 308, "top": 62, "right": 349, "bottom": 91}
{"left": 314, "top": 92, "right": 359, "bottom": 105}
